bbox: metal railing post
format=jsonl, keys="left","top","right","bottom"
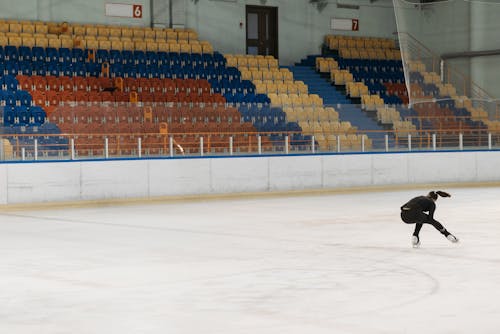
{"left": 138, "top": 137, "right": 142, "bottom": 158}
{"left": 71, "top": 138, "right": 75, "bottom": 160}
{"left": 200, "top": 137, "right": 204, "bottom": 156}
{"left": 169, "top": 136, "right": 174, "bottom": 157}
{"left": 432, "top": 133, "right": 437, "bottom": 151}
{"left": 34, "top": 139, "right": 38, "bottom": 160}
{"left": 104, "top": 137, "right": 109, "bottom": 159}
{"left": 257, "top": 135, "right": 262, "bottom": 155}
{"left": 459, "top": 133, "right": 463, "bottom": 150}
{"left": 229, "top": 136, "right": 233, "bottom": 155}
{"left": 285, "top": 135, "right": 289, "bottom": 154}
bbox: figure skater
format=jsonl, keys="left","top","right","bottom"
{"left": 400, "top": 190, "right": 459, "bottom": 247}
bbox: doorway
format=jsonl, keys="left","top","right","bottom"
{"left": 245, "top": 5, "right": 278, "bottom": 59}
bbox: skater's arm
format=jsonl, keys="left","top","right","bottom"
{"left": 427, "top": 201, "right": 436, "bottom": 220}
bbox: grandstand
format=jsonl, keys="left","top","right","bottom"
{"left": 0, "top": 1, "right": 498, "bottom": 159}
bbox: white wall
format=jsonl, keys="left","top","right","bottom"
{"left": 0, "top": 0, "right": 151, "bottom": 26}
{"left": 187, "top": 0, "right": 397, "bottom": 65}
{"left": 1, "top": 151, "right": 500, "bottom": 205}
{"left": 0, "top": 0, "right": 397, "bottom": 66}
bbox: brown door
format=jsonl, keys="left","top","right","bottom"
{"left": 246, "top": 5, "right": 278, "bottom": 59}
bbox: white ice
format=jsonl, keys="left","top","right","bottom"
{"left": 1, "top": 186, "right": 500, "bottom": 334}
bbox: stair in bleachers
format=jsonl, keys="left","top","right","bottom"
{"left": 289, "top": 63, "right": 389, "bottom": 148}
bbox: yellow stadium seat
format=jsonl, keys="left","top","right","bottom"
{"left": 144, "top": 29, "right": 155, "bottom": 40}
{"left": 191, "top": 43, "right": 202, "bottom": 54}
{"left": 99, "top": 40, "right": 111, "bottom": 50}
{"left": 169, "top": 43, "right": 180, "bottom": 53}
{"left": 21, "top": 23, "right": 34, "bottom": 34}
{"left": 177, "top": 31, "right": 188, "bottom": 41}
{"left": 154, "top": 28, "right": 166, "bottom": 40}
{"left": 258, "top": 58, "right": 268, "bottom": 69}
{"left": 261, "top": 71, "right": 272, "bottom": 81}
{"left": 121, "top": 28, "right": 133, "bottom": 38}
{"left": 48, "top": 37, "right": 61, "bottom": 48}
{"left": 180, "top": 43, "right": 191, "bottom": 53}
{"left": 86, "top": 38, "right": 99, "bottom": 50}
{"left": 60, "top": 38, "right": 72, "bottom": 49}
{"left": 281, "top": 69, "right": 293, "bottom": 81}
{"left": 72, "top": 25, "right": 85, "bottom": 36}
{"left": 201, "top": 42, "right": 213, "bottom": 54}
{"left": 157, "top": 42, "right": 168, "bottom": 52}
{"left": 86, "top": 26, "right": 98, "bottom": 36}
{"left": 266, "top": 82, "right": 277, "bottom": 94}
{"left": 268, "top": 58, "right": 278, "bottom": 68}
{"left": 21, "top": 35, "right": 35, "bottom": 47}
{"left": 167, "top": 31, "right": 177, "bottom": 40}
{"left": 109, "top": 27, "right": 121, "bottom": 38}
{"left": 0, "top": 22, "right": 9, "bottom": 33}
{"left": 135, "top": 41, "right": 147, "bottom": 51}
{"left": 133, "top": 28, "right": 145, "bottom": 39}
{"left": 98, "top": 27, "right": 109, "bottom": 37}
{"left": 122, "top": 39, "right": 134, "bottom": 50}
{"left": 35, "top": 36, "right": 48, "bottom": 48}
{"left": 247, "top": 57, "right": 258, "bottom": 68}
{"left": 111, "top": 40, "right": 123, "bottom": 50}
{"left": 237, "top": 57, "right": 248, "bottom": 67}
{"left": 9, "top": 22, "right": 22, "bottom": 33}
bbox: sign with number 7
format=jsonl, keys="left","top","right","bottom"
{"left": 352, "top": 19, "right": 359, "bottom": 31}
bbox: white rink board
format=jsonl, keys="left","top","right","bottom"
{"left": 2, "top": 151, "right": 500, "bottom": 204}
{"left": 0, "top": 164, "right": 6, "bottom": 204}
{"left": 5, "top": 162, "right": 81, "bottom": 203}
{"left": 80, "top": 160, "right": 149, "bottom": 200}
{"left": 211, "top": 157, "right": 269, "bottom": 193}
{"left": 148, "top": 158, "right": 211, "bottom": 196}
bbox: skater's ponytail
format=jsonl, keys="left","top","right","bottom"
{"left": 428, "top": 190, "right": 451, "bottom": 200}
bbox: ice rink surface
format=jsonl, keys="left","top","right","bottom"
{"left": 1, "top": 186, "right": 500, "bottom": 334}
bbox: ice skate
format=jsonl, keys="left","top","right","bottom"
{"left": 446, "top": 234, "right": 459, "bottom": 243}
{"left": 411, "top": 235, "right": 420, "bottom": 248}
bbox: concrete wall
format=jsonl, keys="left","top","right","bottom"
{"left": 0, "top": 0, "right": 397, "bottom": 65}
{"left": 1, "top": 151, "right": 500, "bottom": 205}
{"left": 187, "top": 0, "right": 397, "bottom": 66}
{"left": 0, "top": 0, "right": 151, "bottom": 27}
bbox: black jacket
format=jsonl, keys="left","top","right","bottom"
{"left": 401, "top": 196, "right": 436, "bottom": 219}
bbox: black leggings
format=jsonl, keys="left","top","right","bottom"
{"left": 400, "top": 210, "right": 448, "bottom": 237}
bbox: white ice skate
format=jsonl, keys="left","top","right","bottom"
{"left": 411, "top": 235, "right": 420, "bottom": 248}
{"left": 447, "top": 234, "right": 459, "bottom": 243}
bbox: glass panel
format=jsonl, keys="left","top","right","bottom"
{"left": 247, "top": 13, "right": 258, "bottom": 39}
{"left": 247, "top": 46, "right": 258, "bottom": 55}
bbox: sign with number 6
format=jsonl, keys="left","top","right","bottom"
{"left": 133, "top": 4, "right": 142, "bottom": 18}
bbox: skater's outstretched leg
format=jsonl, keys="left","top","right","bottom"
{"left": 427, "top": 218, "right": 459, "bottom": 243}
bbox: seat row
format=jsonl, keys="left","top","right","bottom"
{"left": 2, "top": 105, "right": 46, "bottom": 126}
{"left": 225, "top": 55, "right": 279, "bottom": 69}
{"left": 16, "top": 75, "right": 213, "bottom": 94}
{"left": 325, "top": 35, "right": 396, "bottom": 50}
{"left": 339, "top": 48, "right": 401, "bottom": 60}
{"left": 0, "top": 35, "right": 214, "bottom": 54}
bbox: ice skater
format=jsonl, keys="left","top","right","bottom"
{"left": 400, "top": 190, "right": 459, "bottom": 247}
